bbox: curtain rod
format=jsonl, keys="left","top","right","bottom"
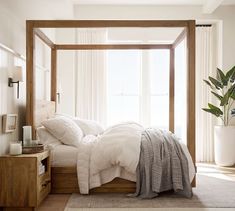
{"left": 0, "top": 42, "right": 49, "bottom": 72}
{"left": 196, "top": 24, "right": 212, "bottom": 27}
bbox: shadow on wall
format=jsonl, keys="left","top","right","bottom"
{"left": 17, "top": 103, "right": 26, "bottom": 141}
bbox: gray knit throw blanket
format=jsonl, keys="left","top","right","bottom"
{"left": 133, "top": 128, "right": 193, "bottom": 199}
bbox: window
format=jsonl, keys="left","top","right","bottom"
{"left": 150, "top": 50, "right": 170, "bottom": 129}
{"left": 107, "top": 49, "right": 170, "bottom": 128}
{"left": 107, "top": 50, "right": 141, "bottom": 125}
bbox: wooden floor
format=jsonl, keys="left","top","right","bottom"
{"left": 38, "top": 163, "right": 235, "bottom": 211}
{"left": 37, "top": 194, "right": 70, "bottom": 211}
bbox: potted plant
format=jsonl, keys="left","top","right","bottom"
{"left": 203, "top": 66, "right": 235, "bottom": 166}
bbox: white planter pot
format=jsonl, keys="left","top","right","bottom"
{"left": 214, "top": 126, "right": 235, "bottom": 166}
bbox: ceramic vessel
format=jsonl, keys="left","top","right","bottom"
{"left": 214, "top": 126, "right": 235, "bottom": 166}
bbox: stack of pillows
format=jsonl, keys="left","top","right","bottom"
{"left": 37, "top": 115, "right": 104, "bottom": 149}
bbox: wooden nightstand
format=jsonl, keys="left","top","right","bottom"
{"left": 0, "top": 150, "right": 51, "bottom": 211}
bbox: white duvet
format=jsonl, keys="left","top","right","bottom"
{"left": 76, "top": 122, "right": 195, "bottom": 194}
{"left": 77, "top": 122, "right": 143, "bottom": 193}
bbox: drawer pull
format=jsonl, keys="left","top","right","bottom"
{"left": 42, "top": 180, "right": 51, "bottom": 187}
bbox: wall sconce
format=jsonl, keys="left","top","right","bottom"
{"left": 8, "top": 66, "right": 23, "bottom": 99}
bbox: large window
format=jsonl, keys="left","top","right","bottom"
{"left": 107, "top": 50, "right": 141, "bottom": 125}
{"left": 107, "top": 49, "right": 170, "bottom": 128}
{"left": 150, "top": 50, "right": 170, "bottom": 129}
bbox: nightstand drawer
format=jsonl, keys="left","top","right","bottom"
{"left": 39, "top": 173, "right": 51, "bottom": 192}
{"left": 37, "top": 154, "right": 51, "bottom": 206}
{"left": 38, "top": 178, "right": 51, "bottom": 205}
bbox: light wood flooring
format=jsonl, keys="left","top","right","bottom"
{"left": 38, "top": 163, "right": 235, "bottom": 211}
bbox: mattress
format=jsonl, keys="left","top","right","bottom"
{"left": 50, "top": 144, "right": 78, "bottom": 167}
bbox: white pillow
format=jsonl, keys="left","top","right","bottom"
{"left": 37, "top": 127, "right": 62, "bottom": 150}
{"left": 73, "top": 118, "right": 104, "bottom": 136}
{"left": 42, "top": 117, "right": 83, "bottom": 147}
{"left": 55, "top": 113, "right": 74, "bottom": 119}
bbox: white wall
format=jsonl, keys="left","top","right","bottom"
{"left": 0, "top": 6, "right": 26, "bottom": 155}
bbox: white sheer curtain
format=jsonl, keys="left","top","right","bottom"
{"left": 196, "top": 26, "right": 216, "bottom": 162}
{"left": 75, "top": 29, "right": 107, "bottom": 126}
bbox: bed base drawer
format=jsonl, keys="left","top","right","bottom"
{"left": 51, "top": 167, "right": 136, "bottom": 194}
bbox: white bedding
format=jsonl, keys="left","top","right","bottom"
{"left": 50, "top": 145, "right": 78, "bottom": 167}
{"left": 46, "top": 122, "right": 195, "bottom": 194}
{"left": 76, "top": 122, "right": 195, "bottom": 194}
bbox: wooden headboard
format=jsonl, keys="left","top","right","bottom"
{"left": 34, "top": 100, "right": 56, "bottom": 129}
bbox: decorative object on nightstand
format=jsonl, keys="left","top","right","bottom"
{"left": 22, "top": 126, "right": 45, "bottom": 154}
{"left": 0, "top": 151, "right": 51, "bottom": 211}
{"left": 22, "top": 143, "right": 44, "bottom": 154}
{"left": 9, "top": 142, "right": 22, "bottom": 155}
{"left": 2, "top": 114, "right": 17, "bottom": 133}
{"left": 23, "top": 125, "right": 32, "bottom": 146}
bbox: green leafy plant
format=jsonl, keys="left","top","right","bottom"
{"left": 203, "top": 66, "right": 235, "bottom": 126}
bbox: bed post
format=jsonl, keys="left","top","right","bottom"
{"left": 26, "top": 21, "right": 35, "bottom": 138}
{"left": 169, "top": 48, "right": 175, "bottom": 133}
{"left": 187, "top": 20, "right": 196, "bottom": 187}
{"left": 51, "top": 48, "right": 57, "bottom": 104}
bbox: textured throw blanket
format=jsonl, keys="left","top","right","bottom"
{"left": 133, "top": 128, "right": 192, "bottom": 199}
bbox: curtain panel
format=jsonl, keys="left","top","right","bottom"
{"left": 196, "top": 26, "right": 216, "bottom": 162}
{"left": 75, "top": 29, "right": 107, "bottom": 126}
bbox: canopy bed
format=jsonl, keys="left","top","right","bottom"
{"left": 26, "top": 20, "right": 196, "bottom": 194}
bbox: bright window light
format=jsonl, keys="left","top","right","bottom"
{"left": 107, "top": 49, "right": 170, "bottom": 129}
{"left": 107, "top": 50, "right": 140, "bottom": 125}
{"left": 150, "top": 50, "right": 170, "bottom": 129}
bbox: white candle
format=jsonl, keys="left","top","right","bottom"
{"left": 23, "top": 126, "right": 32, "bottom": 146}
{"left": 10, "top": 143, "right": 22, "bottom": 155}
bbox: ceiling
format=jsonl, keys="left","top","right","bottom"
{"left": 72, "top": 0, "right": 235, "bottom": 5}
{"left": 0, "top": 0, "right": 235, "bottom": 21}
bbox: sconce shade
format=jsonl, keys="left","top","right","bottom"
{"left": 13, "top": 66, "right": 23, "bottom": 82}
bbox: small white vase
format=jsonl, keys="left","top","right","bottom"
{"left": 214, "top": 126, "right": 235, "bottom": 166}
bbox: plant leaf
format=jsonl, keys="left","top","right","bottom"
{"left": 204, "top": 79, "right": 211, "bottom": 86}
{"left": 204, "top": 79, "right": 214, "bottom": 89}
{"left": 231, "top": 90, "right": 235, "bottom": 100}
{"left": 209, "top": 76, "right": 223, "bottom": 89}
{"left": 211, "top": 91, "right": 223, "bottom": 101}
{"left": 220, "top": 84, "right": 235, "bottom": 105}
{"left": 220, "top": 90, "right": 230, "bottom": 106}
{"left": 229, "top": 84, "right": 235, "bottom": 100}
{"left": 208, "top": 103, "right": 223, "bottom": 115}
{"left": 231, "top": 108, "right": 235, "bottom": 116}
{"left": 217, "top": 68, "right": 228, "bottom": 86}
{"left": 202, "top": 108, "right": 223, "bottom": 117}
{"left": 225, "top": 66, "right": 235, "bottom": 82}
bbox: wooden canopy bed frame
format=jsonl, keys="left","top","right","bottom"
{"left": 26, "top": 20, "right": 196, "bottom": 193}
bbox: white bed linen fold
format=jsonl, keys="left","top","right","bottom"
{"left": 77, "top": 122, "right": 143, "bottom": 194}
